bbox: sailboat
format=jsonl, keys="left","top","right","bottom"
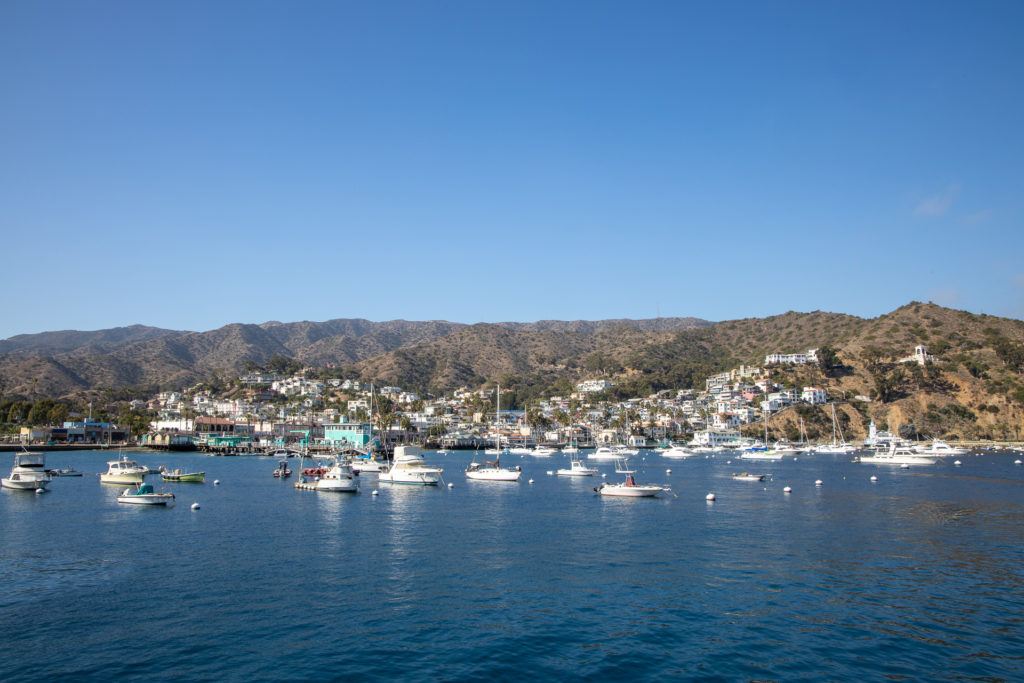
{"left": 483, "top": 385, "right": 508, "bottom": 456}
{"left": 740, "top": 408, "right": 786, "bottom": 461}
{"left": 467, "top": 384, "right": 522, "bottom": 481}
{"left": 812, "top": 405, "right": 858, "bottom": 454}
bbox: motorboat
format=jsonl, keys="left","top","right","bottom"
{"left": 117, "top": 482, "right": 175, "bottom": 506}
{"left": 588, "top": 446, "right": 622, "bottom": 461}
{"left": 561, "top": 446, "right": 580, "bottom": 454}
{"left": 857, "top": 445, "right": 937, "bottom": 466}
{"left": 731, "top": 472, "right": 766, "bottom": 482}
{"left": 311, "top": 459, "right": 359, "bottom": 492}
{"left": 612, "top": 445, "right": 640, "bottom": 457}
{"left": 2, "top": 450, "right": 50, "bottom": 491}
{"left": 48, "top": 467, "right": 83, "bottom": 477}
{"left": 739, "top": 449, "right": 785, "bottom": 461}
{"left": 351, "top": 455, "right": 386, "bottom": 474}
{"left": 160, "top": 468, "right": 205, "bottom": 483}
{"left": 662, "top": 445, "right": 695, "bottom": 459}
{"left": 379, "top": 446, "right": 443, "bottom": 485}
{"left": 556, "top": 459, "right": 598, "bottom": 476}
{"left": 595, "top": 473, "right": 667, "bottom": 498}
{"left": 270, "top": 448, "right": 301, "bottom": 458}
{"left": 100, "top": 457, "right": 148, "bottom": 485}
{"left": 273, "top": 461, "right": 292, "bottom": 478}
{"left": 531, "top": 446, "right": 558, "bottom": 457}
{"left": 913, "top": 440, "right": 969, "bottom": 457}
{"left": 483, "top": 447, "right": 508, "bottom": 456}
{"left": 508, "top": 446, "right": 534, "bottom": 455}
{"left": 465, "top": 457, "right": 522, "bottom": 481}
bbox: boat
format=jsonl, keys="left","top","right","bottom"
{"left": 351, "top": 454, "right": 386, "bottom": 474}
{"left": 531, "top": 446, "right": 558, "bottom": 457}
{"left": 856, "top": 444, "right": 937, "bottom": 466}
{"left": 731, "top": 472, "right": 766, "bottom": 482}
{"left": 48, "top": 468, "right": 83, "bottom": 477}
{"left": 160, "top": 468, "right": 206, "bottom": 483}
{"left": 662, "top": 445, "right": 695, "bottom": 459}
{"left": 555, "top": 459, "right": 598, "bottom": 476}
{"left": 740, "top": 410, "right": 788, "bottom": 460}
{"left": 273, "top": 461, "right": 292, "bottom": 478}
{"left": 595, "top": 473, "right": 667, "bottom": 497}
{"left": 811, "top": 405, "right": 859, "bottom": 454}
{"left": 588, "top": 446, "right": 622, "bottom": 461}
{"left": 379, "top": 446, "right": 443, "bottom": 485}
{"left": 2, "top": 450, "right": 50, "bottom": 491}
{"left": 117, "top": 482, "right": 175, "bottom": 506}
{"left": 508, "top": 446, "right": 534, "bottom": 455}
{"left": 99, "top": 457, "right": 148, "bottom": 485}
{"left": 612, "top": 445, "right": 640, "bottom": 457}
{"left": 309, "top": 459, "right": 359, "bottom": 492}
{"left": 270, "top": 448, "right": 301, "bottom": 458}
{"left": 912, "top": 439, "right": 969, "bottom": 457}
{"left": 465, "top": 457, "right": 522, "bottom": 482}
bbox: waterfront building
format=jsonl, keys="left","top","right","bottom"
{"left": 323, "top": 421, "right": 373, "bottom": 448}
{"left": 689, "top": 429, "right": 744, "bottom": 448}
{"left": 801, "top": 387, "right": 828, "bottom": 405}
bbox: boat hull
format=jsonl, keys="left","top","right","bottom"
{"left": 117, "top": 494, "right": 174, "bottom": 505}
{"left": 1, "top": 477, "right": 48, "bottom": 490}
{"left": 100, "top": 473, "right": 146, "bottom": 485}
{"left": 466, "top": 469, "right": 521, "bottom": 481}
{"left": 598, "top": 485, "right": 663, "bottom": 497}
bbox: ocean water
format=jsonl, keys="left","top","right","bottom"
{"left": 1, "top": 448, "right": 1022, "bottom": 681}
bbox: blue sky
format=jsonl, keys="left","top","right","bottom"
{"left": 1, "top": 1, "right": 1022, "bottom": 337}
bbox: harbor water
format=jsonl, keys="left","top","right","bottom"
{"left": 1, "top": 449, "right": 1022, "bottom": 681}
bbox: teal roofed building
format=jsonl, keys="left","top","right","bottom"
{"left": 324, "top": 422, "right": 372, "bottom": 448}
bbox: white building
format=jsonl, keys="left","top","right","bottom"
{"left": 765, "top": 349, "right": 819, "bottom": 365}
{"left": 689, "top": 429, "right": 744, "bottom": 448}
{"left": 801, "top": 387, "right": 828, "bottom": 405}
{"left": 898, "top": 345, "right": 932, "bottom": 366}
{"left": 576, "top": 379, "right": 614, "bottom": 393}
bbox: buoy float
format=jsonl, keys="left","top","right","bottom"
{"left": 191, "top": 502, "right": 200, "bottom": 510}
{"left": 447, "top": 482, "right": 454, "bottom": 489}
{"left": 1015, "top": 459, "right": 1022, "bottom": 465}
{"left": 726, "top": 460, "right": 732, "bottom": 464}
{"left": 601, "top": 473, "right": 607, "bottom": 478}
{"left": 35, "top": 487, "right": 45, "bottom": 495}
{"left": 213, "top": 480, "right": 220, "bottom": 486}
{"left": 666, "top": 468, "right": 672, "bottom": 474}
{"left": 793, "top": 457, "right": 798, "bottom": 461}
{"left": 815, "top": 479, "right": 823, "bottom": 487}
{"left": 706, "top": 492, "right": 716, "bottom": 501}
{"left": 546, "top": 470, "right": 554, "bottom": 475}
{"left": 528, "top": 478, "right": 534, "bottom": 484}
{"left": 900, "top": 463, "right": 910, "bottom": 469}
{"left": 783, "top": 486, "right": 792, "bottom": 493}
{"left": 371, "top": 489, "right": 379, "bottom": 496}
{"left": 870, "top": 475, "right": 878, "bottom": 482}
{"left": 954, "top": 460, "right": 962, "bottom": 466}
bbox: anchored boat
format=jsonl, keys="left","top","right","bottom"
{"left": 2, "top": 450, "right": 50, "bottom": 491}
{"left": 117, "top": 483, "right": 175, "bottom": 506}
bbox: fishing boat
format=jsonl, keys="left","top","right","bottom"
{"left": 99, "top": 457, "right": 148, "bottom": 485}
{"left": 273, "top": 461, "right": 292, "bottom": 478}
{"left": 731, "top": 472, "right": 766, "bottom": 482}
{"left": 2, "top": 450, "right": 50, "bottom": 491}
{"left": 379, "top": 446, "right": 443, "bottom": 485}
{"left": 555, "top": 459, "right": 598, "bottom": 476}
{"left": 117, "top": 482, "right": 175, "bottom": 506}
{"left": 160, "top": 468, "right": 206, "bottom": 483}
{"left": 595, "top": 472, "right": 667, "bottom": 498}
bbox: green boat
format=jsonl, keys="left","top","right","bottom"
{"left": 160, "top": 468, "right": 206, "bottom": 483}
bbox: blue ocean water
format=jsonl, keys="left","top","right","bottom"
{"left": 1, "top": 448, "right": 1022, "bottom": 681}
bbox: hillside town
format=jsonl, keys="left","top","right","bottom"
{"left": 7, "top": 345, "right": 924, "bottom": 453}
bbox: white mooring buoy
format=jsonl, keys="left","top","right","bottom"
{"left": 783, "top": 486, "right": 792, "bottom": 494}
{"left": 900, "top": 463, "right": 910, "bottom": 469}
{"left": 954, "top": 460, "right": 962, "bottom": 466}
{"left": 870, "top": 475, "right": 878, "bottom": 482}
{"left": 447, "top": 482, "right": 454, "bottom": 489}
{"left": 706, "top": 492, "right": 716, "bottom": 502}
{"left": 371, "top": 489, "right": 379, "bottom": 496}
{"left": 1016, "top": 459, "right": 1023, "bottom": 465}
{"left": 191, "top": 502, "right": 200, "bottom": 510}
{"left": 666, "top": 468, "right": 672, "bottom": 474}
{"left": 528, "top": 478, "right": 534, "bottom": 484}
{"left": 213, "top": 479, "right": 220, "bottom": 486}
{"left": 815, "top": 479, "right": 823, "bottom": 487}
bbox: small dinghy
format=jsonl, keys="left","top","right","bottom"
{"left": 731, "top": 472, "right": 766, "bottom": 482}
{"left": 117, "top": 483, "right": 175, "bottom": 506}
{"left": 49, "top": 468, "right": 83, "bottom": 477}
{"left": 160, "top": 468, "right": 206, "bottom": 483}
{"left": 273, "top": 461, "right": 292, "bottom": 478}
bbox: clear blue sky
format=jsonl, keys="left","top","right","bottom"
{"left": 2, "top": 1, "right": 1022, "bottom": 338}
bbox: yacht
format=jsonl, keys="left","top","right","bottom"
{"left": 731, "top": 472, "right": 766, "bottom": 482}
{"left": 313, "top": 459, "right": 359, "bottom": 492}
{"left": 351, "top": 454, "right": 386, "bottom": 474}
{"left": 531, "top": 446, "right": 558, "bottom": 457}
{"left": 588, "top": 446, "right": 622, "bottom": 461}
{"left": 556, "top": 459, "right": 598, "bottom": 476}
{"left": 913, "top": 440, "right": 969, "bottom": 457}
{"left": 595, "top": 473, "right": 667, "bottom": 498}
{"left": 857, "top": 444, "right": 937, "bottom": 466}
{"left": 662, "top": 445, "right": 695, "bottom": 459}
{"left": 100, "top": 457, "right": 148, "bottom": 485}
{"left": 613, "top": 445, "right": 641, "bottom": 457}
{"left": 2, "top": 450, "right": 50, "bottom": 491}
{"left": 379, "top": 446, "right": 443, "bottom": 485}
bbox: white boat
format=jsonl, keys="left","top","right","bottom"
{"left": 351, "top": 455, "right": 386, "bottom": 474}
{"left": 612, "top": 445, "right": 640, "bottom": 457}
{"left": 731, "top": 472, "right": 766, "bottom": 482}
{"left": 508, "top": 446, "right": 534, "bottom": 455}
{"left": 857, "top": 445, "right": 937, "bottom": 466}
{"left": 812, "top": 405, "right": 859, "bottom": 454}
{"left": 117, "top": 482, "right": 175, "bottom": 506}
{"left": 313, "top": 459, "right": 359, "bottom": 492}
{"left": 270, "top": 448, "right": 301, "bottom": 458}
{"left": 556, "top": 459, "right": 598, "bottom": 476}
{"left": 588, "top": 446, "right": 622, "bottom": 461}
{"left": 100, "top": 457, "right": 148, "bottom": 485}
{"left": 2, "top": 450, "right": 50, "bottom": 491}
{"left": 379, "top": 446, "right": 443, "bottom": 485}
{"left": 739, "top": 447, "right": 785, "bottom": 461}
{"left": 912, "top": 439, "right": 969, "bottom": 457}
{"left": 596, "top": 473, "right": 667, "bottom": 497}
{"left": 531, "top": 446, "right": 558, "bottom": 457}
{"left": 465, "top": 458, "right": 522, "bottom": 481}
{"left": 662, "top": 445, "right": 695, "bottom": 459}
{"left": 561, "top": 446, "right": 580, "bottom": 454}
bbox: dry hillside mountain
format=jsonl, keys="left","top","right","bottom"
{"left": 2, "top": 303, "right": 1023, "bottom": 439}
